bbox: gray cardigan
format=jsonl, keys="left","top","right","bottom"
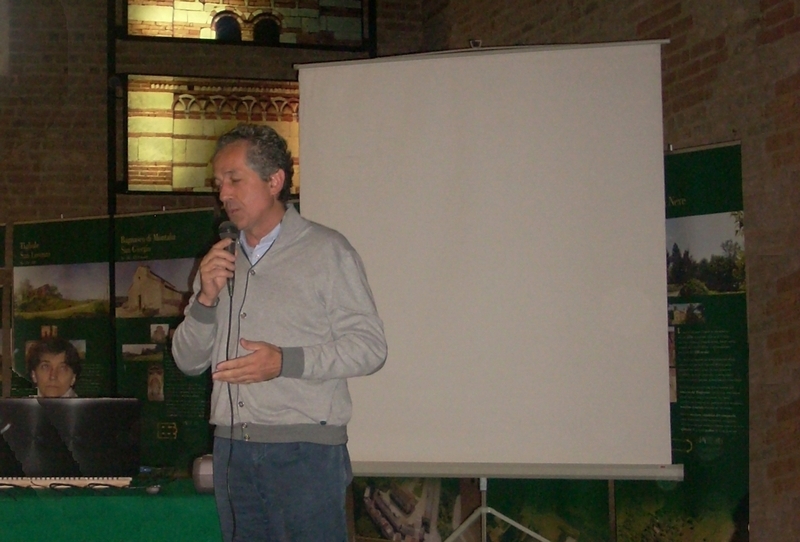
{"left": 171, "top": 206, "right": 387, "bottom": 445}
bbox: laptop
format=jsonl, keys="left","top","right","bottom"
{"left": 0, "top": 398, "right": 141, "bottom": 478}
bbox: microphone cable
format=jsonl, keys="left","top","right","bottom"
{"left": 217, "top": 220, "right": 240, "bottom": 539}
{"left": 223, "top": 261, "right": 238, "bottom": 541}
{"left": 218, "top": 216, "right": 280, "bottom": 541}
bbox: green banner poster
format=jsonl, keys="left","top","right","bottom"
{"left": 1, "top": 224, "right": 5, "bottom": 389}
{"left": 11, "top": 217, "right": 113, "bottom": 397}
{"left": 616, "top": 144, "right": 748, "bottom": 542}
{"left": 486, "top": 479, "right": 610, "bottom": 542}
{"left": 1, "top": 285, "right": 3, "bottom": 375}
{"left": 114, "top": 208, "right": 218, "bottom": 474}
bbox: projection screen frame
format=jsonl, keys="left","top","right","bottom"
{"left": 297, "top": 40, "right": 681, "bottom": 481}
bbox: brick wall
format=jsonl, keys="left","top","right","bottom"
{"left": 0, "top": 0, "right": 109, "bottom": 221}
{"left": 5, "top": 0, "right": 798, "bottom": 538}
{"left": 425, "top": 0, "right": 800, "bottom": 539}
{"left": 376, "top": 0, "right": 423, "bottom": 55}
{"left": 0, "top": 0, "right": 422, "bottom": 221}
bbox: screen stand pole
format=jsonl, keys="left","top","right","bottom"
{"left": 442, "top": 478, "right": 553, "bottom": 542}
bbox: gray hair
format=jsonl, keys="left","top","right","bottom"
{"left": 214, "top": 123, "right": 294, "bottom": 203}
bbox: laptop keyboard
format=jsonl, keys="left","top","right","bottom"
{"left": 0, "top": 477, "right": 132, "bottom": 489}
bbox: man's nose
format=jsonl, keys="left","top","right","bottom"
{"left": 48, "top": 368, "right": 58, "bottom": 380}
{"left": 218, "top": 182, "right": 232, "bottom": 201}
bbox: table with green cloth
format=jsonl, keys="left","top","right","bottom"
{"left": 0, "top": 478, "right": 221, "bottom": 542}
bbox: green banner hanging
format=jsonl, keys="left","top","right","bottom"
{"left": 114, "top": 208, "right": 218, "bottom": 474}
{"left": 11, "top": 217, "right": 113, "bottom": 397}
{"left": 617, "top": 143, "right": 748, "bottom": 542}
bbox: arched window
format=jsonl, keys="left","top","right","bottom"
{"left": 253, "top": 18, "right": 281, "bottom": 45}
{"left": 215, "top": 15, "right": 242, "bottom": 42}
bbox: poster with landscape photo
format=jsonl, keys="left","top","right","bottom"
{"left": 11, "top": 217, "right": 113, "bottom": 396}
{"left": 666, "top": 211, "right": 745, "bottom": 298}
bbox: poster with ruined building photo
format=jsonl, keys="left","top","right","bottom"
{"left": 115, "top": 259, "right": 196, "bottom": 318}
{"left": 668, "top": 302, "right": 707, "bottom": 326}
{"left": 121, "top": 343, "right": 163, "bottom": 363}
{"left": 150, "top": 323, "right": 169, "bottom": 344}
{"left": 147, "top": 363, "right": 165, "bottom": 402}
{"left": 352, "top": 477, "right": 481, "bottom": 542}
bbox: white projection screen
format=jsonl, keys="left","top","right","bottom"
{"left": 297, "top": 41, "right": 681, "bottom": 480}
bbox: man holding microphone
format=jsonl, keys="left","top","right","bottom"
{"left": 172, "top": 124, "right": 387, "bottom": 542}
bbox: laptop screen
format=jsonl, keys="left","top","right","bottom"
{"left": 0, "top": 398, "right": 141, "bottom": 478}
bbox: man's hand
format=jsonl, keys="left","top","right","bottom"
{"left": 212, "top": 339, "right": 283, "bottom": 384}
{"left": 196, "top": 237, "right": 236, "bottom": 306}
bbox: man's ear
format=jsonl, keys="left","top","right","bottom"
{"left": 268, "top": 170, "right": 285, "bottom": 196}
{"left": 31, "top": 372, "right": 38, "bottom": 384}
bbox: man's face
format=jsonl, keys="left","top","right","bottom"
{"left": 213, "top": 140, "right": 284, "bottom": 246}
{"left": 32, "top": 352, "right": 76, "bottom": 398}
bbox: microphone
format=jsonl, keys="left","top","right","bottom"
{"left": 218, "top": 221, "right": 238, "bottom": 297}
{"left": 0, "top": 418, "right": 10, "bottom": 435}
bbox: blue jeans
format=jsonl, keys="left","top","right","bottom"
{"left": 212, "top": 437, "right": 351, "bottom": 542}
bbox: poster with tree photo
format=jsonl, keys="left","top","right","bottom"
{"left": 617, "top": 144, "right": 748, "bottom": 542}
{"left": 11, "top": 217, "right": 113, "bottom": 397}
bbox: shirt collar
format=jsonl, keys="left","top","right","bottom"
{"left": 240, "top": 222, "right": 282, "bottom": 264}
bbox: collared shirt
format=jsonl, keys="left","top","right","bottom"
{"left": 240, "top": 222, "right": 281, "bottom": 265}
{"left": 35, "top": 388, "right": 78, "bottom": 398}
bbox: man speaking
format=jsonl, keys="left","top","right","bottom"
{"left": 172, "top": 124, "right": 387, "bottom": 542}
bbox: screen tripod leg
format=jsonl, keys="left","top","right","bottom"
{"left": 442, "top": 478, "right": 553, "bottom": 542}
